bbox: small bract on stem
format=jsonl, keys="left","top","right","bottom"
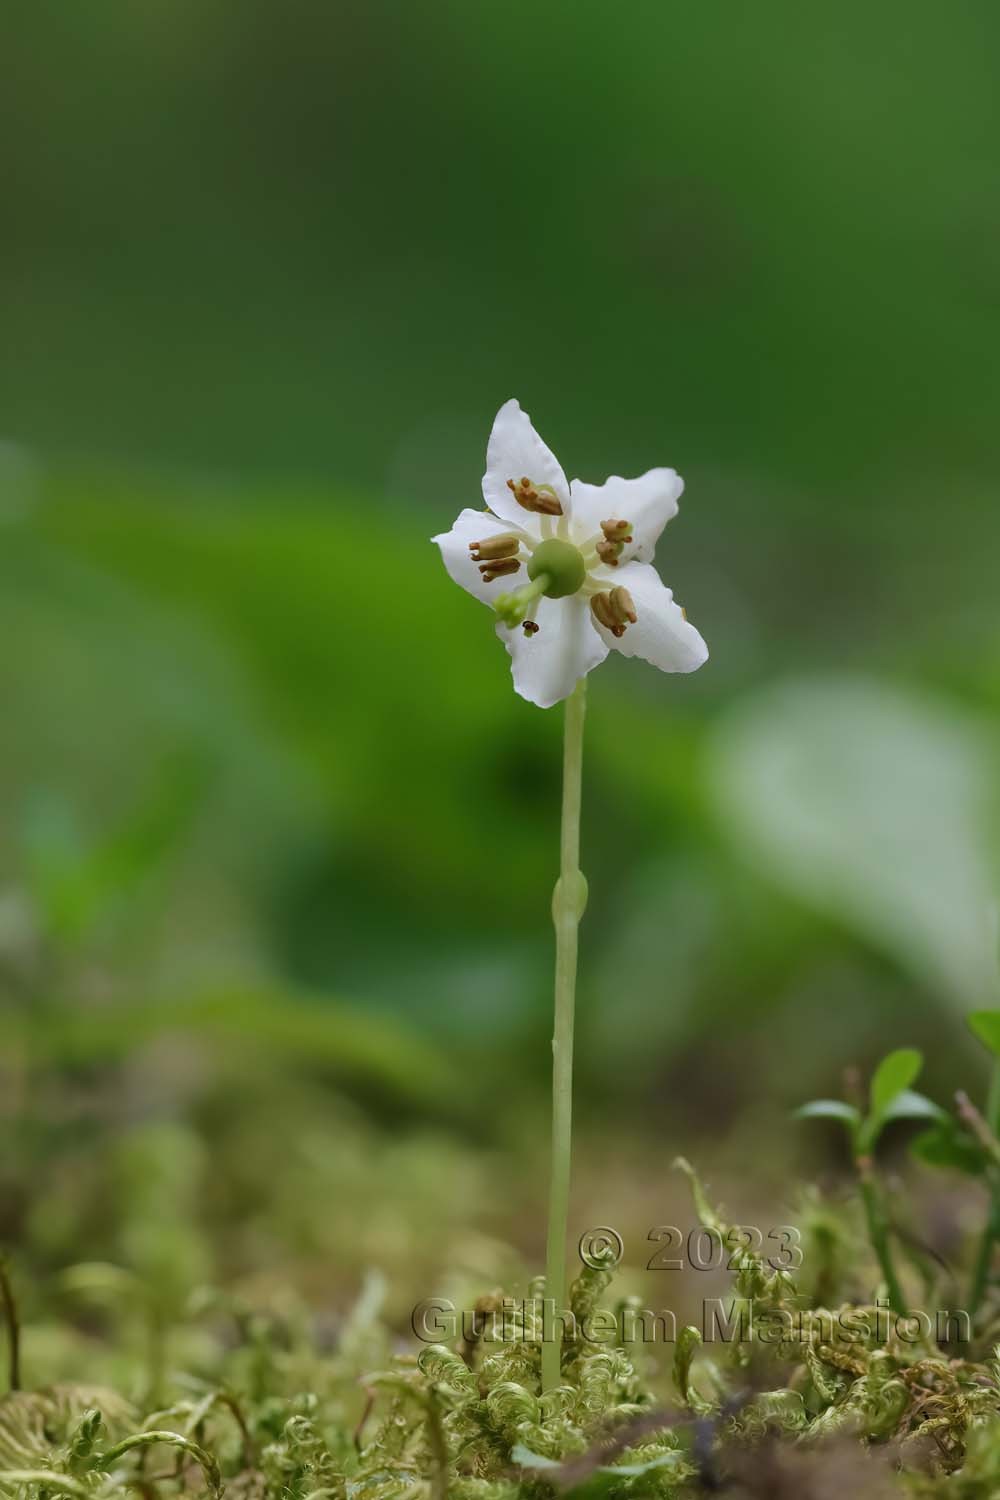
{"left": 433, "top": 399, "right": 708, "bottom": 1392}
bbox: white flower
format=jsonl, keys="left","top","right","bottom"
{"left": 432, "top": 399, "right": 709, "bottom": 708}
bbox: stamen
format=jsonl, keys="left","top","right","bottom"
{"left": 610, "top": 585, "right": 637, "bottom": 624}
{"left": 478, "top": 555, "right": 521, "bottom": 583}
{"left": 522, "top": 619, "right": 540, "bottom": 636}
{"left": 506, "top": 476, "right": 563, "bottom": 517}
{"left": 469, "top": 533, "right": 521, "bottom": 562}
{"left": 595, "top": 518, "right": 633, "bottom": 568}
{"left": 590, "top": 586, "right": 637, "bottom": 638}
{"left": 590, "top": 592, "right": 616, "bottom": 630}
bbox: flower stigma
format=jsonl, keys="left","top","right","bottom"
{"left": 494, "top": 539, "right": 589, "bottom": 631}
{"left": 527, "top": 539, "right": 586, "bottom": 599}
{"left": 494, "top": 572, "right": 551, "bottom": 629}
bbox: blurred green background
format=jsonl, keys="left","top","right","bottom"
{"left": 2, "top": 1, "right": 1000, "bottom": 1341}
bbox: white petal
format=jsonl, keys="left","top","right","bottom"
{"left": 432, "top": 508, "right": 528, "bottom": 605}
{"left": 593, "top": 560, "right": 708, "bottom": 674}
{"left": 569, "top": 469, "right": 683, "bottom": 562}
{"left": 482, "top": 398, "right": 570, "bottom": 531}
{"left": 497, "top": 595, "right": 609, "bottom": 708}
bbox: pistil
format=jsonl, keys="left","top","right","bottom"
{"left": 494, "top": 573, "right": 551, "bottom": 627}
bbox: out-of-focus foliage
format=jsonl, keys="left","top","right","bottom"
{"left": 2, "top": 6, "right": 1000, "bottom": 1491}
{"left": 3, "top": 466, "right": 998, "bottom": 1114}
{"left": 709, "top": 679, "right": 1000, "bottom": 1010}
{"left": 1, "top": 1, "right": 999, "bottom": 1105}
{"left": 3, "top": 4, "right": 999, "bottom": 506}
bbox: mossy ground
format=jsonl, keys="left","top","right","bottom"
{"left": 4, "top": 1137, "right": 1000, "bottom": 1500}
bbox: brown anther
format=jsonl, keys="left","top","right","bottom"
{"left": 590, "top": 587, "right": 636, "bottom": 638}
{"left": 469, "top": 532, "right": 520, "bottom": 562}
{"left": 506, "top": 476, "right": 563, "bottom": 516}
{"left": 596, "top": 517, "right": 633, "bottom": 568}
{"left": 479, "top": 555, "right": 521, "bottom": 582}
{"left": 522, "top": 619, "right": 540, "bottom": 636}
{"left": 590, "top": 592, "right": 617, "bottom": 632}
{"left": 609, "top": 586, "right": 636, "bottom": 625}
{"left": 680, "top": 605, "right": 687, "bottom": 621}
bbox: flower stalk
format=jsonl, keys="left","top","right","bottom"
{"left": 542, "top": 676, "right": 588, "bottom": 1391}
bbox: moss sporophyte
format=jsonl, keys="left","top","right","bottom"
{"left": 433, "top": 400, "right": 708, "bottom": 1390}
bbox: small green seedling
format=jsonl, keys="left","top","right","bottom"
{"left": 795, "top": 1047, "right": 942, "bottom": 1158}
{"left": 796, "top": 1049, "right": 943, "bottom": 1315}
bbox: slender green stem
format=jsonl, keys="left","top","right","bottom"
{"left": 99, "top": 1432, "right": 222, "bottom": 1499}
{"left": 423, "top": 1388, "right": 449, "bottom": 1500}
{"left": 0, "top": 1254, "right": 21, "bottom": 1391}
{"left": 986, "top": 1060, "right": 1000, "bottom": 1138}
{"left": 969, "top": 1177, "right": 1000, "bottom": 1321}
{"left": 0, "top": 1474, "right": 90, "bottom": 1498}
{"left": 966, "top": 1064, "right": 1000, "bottom": 1319}
{"left": 541, "top": 677, "right": 587, "bottom": 1393}
{"left": 857, "top": 1160, "right": 906, "bottom": 1316}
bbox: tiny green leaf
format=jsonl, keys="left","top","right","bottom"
{"left": 912, "top": 1123, "right": 988, "bottom": 1177}
{"left": 870, "top": 1048, "right": 923, "bottom": 1118}
{"left": 794, "top": 1100, "right": 861, "bottom": 1130}
{"left": 511, "top": 1442, "right": 684, "bottom": 1489}
{"left": 969, "top": 1010, "right": 1000, "bottom": 1058}
{"left": 511, "top": 1444, "right": 561, "bottom": 1472}
{"left": 879, "top": 1089, "right": 945, "bottom": 1125}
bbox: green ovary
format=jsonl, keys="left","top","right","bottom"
{"left": 527, "top": 539, "right": 586, "bottom": 599}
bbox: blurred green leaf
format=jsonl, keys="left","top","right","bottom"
{"left": 912, "top": 1122, "right": 987, "bottom": 1177}
{"left": 3, "top": 989, "right": 466, "bottom": 1119}
{"left": 709, "top": 680, "right": 1000, "bottom": 1009}
{"left": 879, "top": 1089, "right": 943, "bottom": 1125}
{"left": 512, "top": 1441, "right": 684, "bottom": 1493}
{"left": 794, "top": 1100, "right": 860, "bottom": 1131}
{"left": 511, "top": 1445, "right": 561, "bottom": 1471}
{"left": 870, "top": 1050, "right": 923, "bottom": 1118}
{"left": 969, "top": 1010, "right": 1000, "bottom": 1058}
{"left": 22, "top": 752, "right": 210, "bottom": 943}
